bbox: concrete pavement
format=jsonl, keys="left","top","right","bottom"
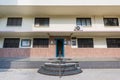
{"left": 0, "top": 69, "right": 120, "bottom": 80}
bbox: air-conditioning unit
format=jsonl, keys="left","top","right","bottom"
{"left": 74, "top": 25, "right": 83, "bottom": 31}
{"left": 35, "top": 24, "right": 40, "bottom": 27}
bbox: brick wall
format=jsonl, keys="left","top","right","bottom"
{"left": 65, "top": 45, "right": 120, "bottom": 58}
{"left": 0, "top": 47, "right": 120, "bottom": 58}
{"left": 0, "top": 47, "right": 55, "bottom": 58}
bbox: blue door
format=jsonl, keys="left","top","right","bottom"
{"left": 56, "top": 39, "right": 64, "bottom": 57}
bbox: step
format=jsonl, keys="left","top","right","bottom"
{"left": 44, "top": 63, "right": 79, "bottom": 68}
{"left": 0, "top": 61, "right": 46, "bottom": 69}
{"left": 41, "top": 66, "right": 79, "bottom": 72}
{"left": 0, "top": 61, "right": 120, "bottom": 69}
{"left": 38, "top": 68, "right": 82, "bottom": 76}
{"left": 42, "top": 65, "right": 77, "bottom": 71}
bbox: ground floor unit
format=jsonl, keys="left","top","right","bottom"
{"left": 0, "top": 34, "right": 120, "bottom": 58}
{"left": 0, "top": 69, "right": 119, "bottom": 80}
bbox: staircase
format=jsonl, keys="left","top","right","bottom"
{"left": 38, "top": 62, "right": 82, "bottom": 76}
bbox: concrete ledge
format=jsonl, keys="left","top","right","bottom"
{"left": 0, "top": 60, "right": 120, "bottom": 69}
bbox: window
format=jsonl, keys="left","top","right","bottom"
{"left": 71, "top": 37, "right": 77, "bottom": 46}
{"left": 76, "top": 18, "right": 91, "bottom": 26}
{"left": 3, "top": 38, "right": 20, "bottom": 48}
{"left": 106, "top": 38, "right": 120, "bottom": 48}
{"left": 33, "top": 38, "right": 49, "bottom": 48}
{"left": 34, "top": 18, "right": 49, "bottom": 26}
{"left": 104, "top": 18, "right": 119, "bottom": 26}
{"left": 78, "top": 38, "right": 93, "bottom": 48}
{"left": 7, "top": 17, "right": 22, "bottom": 26}
{"left": 21, "top": 39, "right": 31, "bottom": 47}
{"left": 71, "top": 40, "right": 76, "bottom": 46}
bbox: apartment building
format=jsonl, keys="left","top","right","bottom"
{"left": 0, "top": 0, "right": 120, "bottom": 59}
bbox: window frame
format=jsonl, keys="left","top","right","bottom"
{"left": 77, "top": 38, "right": 94, "bottom": 48}
{"left": 106, "top": 38, "right": 120, "bottom": 48}
{"left": 103, "top": 18, "right": 119, "bottom": 26}
{"left": 7, "top": 17, "right": 22, "bottom": 26}
{"left": 33, "top": 38, "right": 49, "bottom": 48}
{"left": 3, "top": 38, "right": 20, "bottom": 48}
{"left": 21, "top": 39, "right": 31, "bottom": 47}
{"left": 34, "top": 18, "right": 49, "bottom": 27}
{"left": 71, "top": 37, "right": 77, "bottom": 46}
{"left": 76, "top": 18, "right": 92, "bottom": 27}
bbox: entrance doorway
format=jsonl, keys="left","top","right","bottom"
{"left": 56, "top": 39, "right": 64, "bottom": 57}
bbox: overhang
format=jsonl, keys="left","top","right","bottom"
{"left": 0, "top": 6, "right": 120, "bottom": 16}
{"left": 0, "top": 31, "right": 120, "bottom": 37}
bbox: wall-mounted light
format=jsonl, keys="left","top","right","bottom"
{"left": 68, "top": 40, "right": 71, "bottom": 45}
{"left": 50, "top": 40, "right": 54, "bottom": 44}
{"left": 64, "top": 39, "right": 67, "bottom": 45}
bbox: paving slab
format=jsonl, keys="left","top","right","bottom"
{"left": 0, "top": 69, "right": 120, "bottom": 80}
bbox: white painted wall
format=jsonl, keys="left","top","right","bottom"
{"left": 94, "top": 37, "right": 107, "bottom": 48}
{"left": 0, "top": 16, "right": 76, "bottom": 31}
{"left": 0, "top": 37, "right": 109, "bottom": 48}
{"left": 0, "top": 36, "right": 49, "bottom": 48}
{"left": 71, "top": 37, "right": 108, "bottom": 48}
{"left": 0, "top": 37, "right": 120, "bottom": 48}
{"left": 33, "top": 16, "right": 75, "bottom": 31}
{"left": 1, "top": 0, "right": 120, "bottom": 5}
{"left": 95, "top": 16, "right": 120, "bottom": 31}
{"left": 0, "top": 38, "right": 4, "bottom": 48}
{"left": 0, "top": 16, "right": 120, "bottom": 32}
{"left": 0, "top": 17, "right": 33, "bottom": 32}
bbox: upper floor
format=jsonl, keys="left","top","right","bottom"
{"left": 1, "top": 0, "right": 120, "bottom": 33}
{"left": 0, "top": 16, "right": 120, "bottom": 32}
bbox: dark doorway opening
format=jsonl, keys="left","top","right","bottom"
{"left": 56, "top": 39, "right": 64, "bottom": 57}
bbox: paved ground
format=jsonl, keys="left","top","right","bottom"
{"left": 1, "top": 61, "right": 120, "bottom": 69}
{"left": 0, "top": 58, "right": 120, "bottom": 80}
{"left": 1, "top": 57, "right": 120, "bottom": 61}
{"left": 1, "top": 58, "right": 120, "bottom": 69}
{"left": 0, "top": 69, "right": 120, "bottom": 80}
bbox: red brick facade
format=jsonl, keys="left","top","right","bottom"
{"left": 0, "top": 48, "right": 55, "bottom": 58}
{"left": 65, "top": 47, "right": 120, "bottom": 58}
{"left": 0, "top": 47, "right": 120, "bottom": 58}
